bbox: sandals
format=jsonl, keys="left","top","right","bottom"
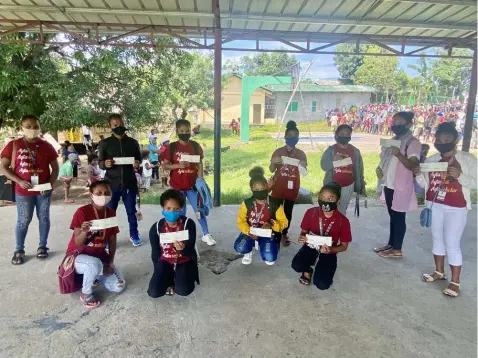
{"left": 373, "top": 244, "right": 392, "bottom": 253}
{"left": 64, "top": 199, "right": 75, "bottom": 204}
{"left": 281, "top": 234, "right": 291, "bottom": 247}
{"left": 166, "top": 287, "right": 175, "bottom": 296}
{"left": 443, "top": 282, "right": 460, "bottom": 298}
{"left": 36, "top": 247, "right": 49, "bottom": 259}
{"left": 299, "top": 272, "right": 312, "bottom": 286}
{"left": 80, "top": 293, "right": 101, "bottom": 309}
{"left": 422, "top": 271, "right": 447, "bottom": 282}
{"left": 11, "top": 250, "right": 25, "bottom": 265}
{"left": 377, "top": 249, "right": 402, "bottom": 258}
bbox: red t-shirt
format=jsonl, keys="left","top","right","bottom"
{"left": 164, "top": 141, "right": 204, "bottom": 191}
{"left": 159, "top": 218, "right": 192, "bottom": 265}
{"left": 0, "top": 138, "right": 58, "bottom": 196}
{"left": 248, "top": 201, "right": 271, "bottom": 227}
{"left": 300, "top": 207, "right": 352, "bottom": 247}
{"left": 66, "top": 205, "right": 120, "bottom": 263}
{"left": 426, "top": 157, "right": 466, "bottom": 208}
{"left": 270, "top": 147, "right": 307, "bottom": 201}
{"left": 332, "top": 144, "right": 355, "bottom": 187}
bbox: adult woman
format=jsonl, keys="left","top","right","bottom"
{"left": 148, "top": 136, "right": 160, "bottom": 181}
{"left": 235, "top": 167, "right": 288, "bottom": 265}
{"left": 269, "top": 121, "right": 307, "bottom": 246}
{"left": 148, "top": 189, "right": 198, "bottom": 297}
{"left": 0, "top": 115, "right": 59, "bottom": 264}
{"left": 64, "top": 180, "right": 125, "bottom": 308}
{"left": 414, "top": 123, "right": 476, "bottom": 297}
{"left": 320, "top": 124, "right": 365, "bottom": 215}
{"left": 291, "top": 183, "right": 352, "bottom": 290}
{"left": 374, "top": 112, "right": 421, "bottom": 259}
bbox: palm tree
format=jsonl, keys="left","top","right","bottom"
{"left": 408, "top": 56, "right": 434, "bottom": 104}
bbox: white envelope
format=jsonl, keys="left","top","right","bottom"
{"left": 420, "top": 162, "right": 448, "bottom": 172}
{"left": 249, "top": 227, "right": 272, "bottom": 238}
{"left": 160, "top": 230, "right": 189, "bottom": 244}
{"left": 180, "top": 154, "right": 201, "bottom": 163}
{"left": 113, "top": 157, "right": 135, "bottom": 165}
{"left": 281, "top": 156, "right": 300, "bottom": 167}
{"left": 28, "top": 183, "right": 52, "bottom": 192}
{"left": 380, "top": 139, "right": 401, "bottom": 148}
{"left": 332, "top": 157, "right": 352, "bottom": 168}
{"left": 90, "top": 217, "right": 119, "bottom": 230}
{"left": 306, "top": 234, "right": 332, "bottom": 247}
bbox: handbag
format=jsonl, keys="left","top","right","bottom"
{"left": 420, "top": 183, "right": 443, "bottom": 228}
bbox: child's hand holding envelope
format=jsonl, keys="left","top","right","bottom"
{"left": 159, "top": 230, "right": 189, "bottom": 244}
{"left": 249, "top": 227, "right": 272, "bottom": 238}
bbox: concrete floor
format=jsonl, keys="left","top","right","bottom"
{"left": 0, "top": 203, "right": 476, "bottom": 358}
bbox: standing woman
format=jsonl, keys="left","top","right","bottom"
{"left": 414, "top": 123, "right": 476, "bottom": 297}
{"left": 0, "top": 115, "right": 59, "bottom": 264}
{"left": 148, "top": 136, "right": 160, "bottom": 181}
{"left": 269, "top": 121, "right": 307, "bottom": 246}
{"left": 320, "top": 124, "right": 365, "bottom": 215}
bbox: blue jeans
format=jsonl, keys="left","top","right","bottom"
{"left": 180, "top": 189, "right": 209, "bottom": 235}
{"left": 108, "top": 188, "right": 138, "bottom": 237}
{"left": 15, "top": 192, "right": 52, "bottom": 251}
{"left": 234, "top": 233, "right": 279, "bottom": 262}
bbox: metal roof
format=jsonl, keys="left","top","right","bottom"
{"left": 0, "top": 0, "right": 476, "bottom": 56}
{"left": 269, "top": 83, "right": 378, "bottom": 93}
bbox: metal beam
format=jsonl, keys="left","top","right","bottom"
{"left": 42, "top": 23, "right": 97, "bottom": 44}
{"left": 382, "top": 0, "right": 476, "bottom": 5}
{"left": 462, "top": 48, "right": 477, "bottom": 152}
{"left": 99, "top": 26, "right": 152, "bottom": 44}
{"left": 363, "top": 36, "right": 403, "bottom": 55}
{"left": 0, "top": 23, "right": 37, "bottom": 37}
{"left": 212, "top": 0, "right": 221, "bottom": 207}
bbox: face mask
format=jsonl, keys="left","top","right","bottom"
{"left": 285, "top": 137, "right": 299, "bottom": 147}
{"left": 162, "top": 210, "right": 181, "bottom": 223}
{"left": 112, "top": 126, "right": 127, "bottom": 136}
{"left": 178, "top": 133, "right": 191, "bottom": 142}
{"left": 434, "top": 142, "right": 455, "bottom": 154}
{"left": 23, "top": 128, "right": 41, "bottom": 139}
{"left": 318, "top": 200, "right": 337, "bottom": 212}
{"left": 391, "top": 125, "right": 408, "bottom": 135}
{"left": 91, "top": 195, "right": 111, "bottom": 206}
{"left": 252, "top": 189, "right": 269, "bottom": 201}
{"left": 336, "top": 136, "right": 351, "bottom": 145}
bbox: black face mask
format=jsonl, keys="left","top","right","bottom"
{"left": 318, "top": 200, "right": 337, "bottom": 212}
{"left": 336, "top": 136, "right": 351, "bottom": 145}
{"left": 391, "top": 125, "right": 408, "bottom": 135}
{"left": 112, "top": 126, "right": 127, "bottom": 136}
{"left": 178, "top": 133, "right": 191, "bottom": 142}
{"left": 435, "top": 142, "right": 455, "bottom": 154}
{"left": 252, "top": 189, "right": 269, "bottom": 201}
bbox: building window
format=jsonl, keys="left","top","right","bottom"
{"left": 286, "top": 101, "right": 298, "bottom": 112}
{"left": 311, "top": 101, "right": 317, "bottom": 113}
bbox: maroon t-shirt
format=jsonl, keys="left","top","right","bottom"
{"left": 426, "top": 157, "right": 466, "bottom": 208}
{"left": 164, "top": 141, "right": 204, "bottom": 191}
{"left": 159, "top": 218, "right": 192, "bottom": 265}
{"left": 332, "top": 144, "right": 355, "bottom": 188}
{"left": 270, "top": 146, "right": 307, "bottom": 201}
{"left": 248, "top": 201, "right": 271, "bottom": 227}
{"left": 300, "top": 207, "right": 352, "bottom": 246}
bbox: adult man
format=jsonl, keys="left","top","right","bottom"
{"left": 98, "top": 114, "right": 143, "bottom": 246}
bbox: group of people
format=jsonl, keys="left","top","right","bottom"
{"left": 0, "top": 110, "right": 475, "bottom": 309}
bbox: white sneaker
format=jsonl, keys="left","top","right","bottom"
{"left": 201, "top": 234, "right": 216, "bottom": 246}
{"left": 264, "top": 261, "right": 275, "bottom": 266}
{"left": 242, "top": 251, "right": 253, "bottom": 265}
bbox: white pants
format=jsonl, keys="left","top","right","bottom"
{"left": 75, "top": 254, "right": 126, "bottom": 295}
{"left": 338, "top": 182, "right": 355, "bottom": 216}
{"left": 429, "top": 202, "right": 468, "bottom": 266}
{"left": 144, "top": 176, "right": 152, "bottom": 189}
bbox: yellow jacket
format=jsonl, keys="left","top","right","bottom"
{"left": 237, "top": 200, "right": 289, "bottom": 236}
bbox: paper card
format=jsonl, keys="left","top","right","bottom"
{"left": 113, "top": 157, "right": 135, "bottom": 165}
{"left": 380, "top": 139, "right": 401, "bottom": 148}
{"left": 306, "top": 234, "right": 332, "bottom": 247}
{"left": 180, "top": 154, "right": 201, "bottom": 163}
{"left": 90, "top": 217, "right": 119, "bottom": 231}
{"left": 160, "top": 230, "right": 189, "bottom": 244}
{"left": 332, "top": 157, "right": 352, "bottom": 168}
{"left": 420, "top": 162, "right": 448, "bottom": 172}
{"left": 28, "top": 183, "right": 52, "bottom": 192}
{"left": 281, "top": 156, "right": 300, "bottom": 167}
{"left": 249, "top": 227, "right": 272, "bottom": 238}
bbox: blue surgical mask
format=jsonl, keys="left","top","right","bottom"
{"left": 285, "top": 137, "right": 299, "bottom": 147}
{"left": 162, "top": 210, "right": 181, "bottom": 223}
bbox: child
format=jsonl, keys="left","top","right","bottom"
{"left": 291, "top": 182, "right": 352, "bottom": 290}
{"left": 147, "top": 189, "right": 198, "bottom": 297}
{"left": 204, "top": 160, "right": 212, "bottom": 176}
{"left": 62, "top": 180, "right": 125, "bottom": 309}
{"left": 235, "top": 167, "right": 288, "bottom": 265}
{"left": 66, "top": 145, "right": 80, "bottom": 180}
{"left": 87, "top": 154, "right": 102, "bottom": 186}
{"left": 58, "top": 153, "right": 77, "bottom": 204}
{"left": 141, "top": 151, "right": 153, "bottom": 190}
{"left": 159, "top": 138, "right": 170, "bottom": 188}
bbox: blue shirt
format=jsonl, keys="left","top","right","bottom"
{"left": 148, "top": 144, "right": 159, "bottom": 162}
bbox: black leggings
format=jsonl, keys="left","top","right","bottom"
{"left": 291, "top": 245, "right": 337, "bottom": 290}
{"left": 270, "top": 197, "right": 295, "bottom": 235}
{"left": 73, "top": 165, "right": 78, "bottom": 178}
{"left": 147, "top": 259, "right": 198, "bottom": 298}
{"left": 384, "top": 187, "right": 407, "bottom": 250}
{"left": 151, "top": 161, "right": 159, "bottom": 179}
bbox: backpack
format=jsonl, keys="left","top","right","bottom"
{"left": 169, "top": 140, "right": 200, "bottom": 164}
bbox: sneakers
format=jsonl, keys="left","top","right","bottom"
{"left": 264, "top": 261, "right": 275, "bottom": 266}
{"left": 201, "top": 234, "right": 216, "bottom": 246}
{"left": 130, "top": 235, "right": 144, "bottom": 247}
{"left": 242, "top": 251, "right": 254, "bottom": 265}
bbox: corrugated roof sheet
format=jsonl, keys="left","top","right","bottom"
{"left": 269, "top": 84, "right": 378, "bottom": 93}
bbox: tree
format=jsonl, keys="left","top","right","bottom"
{"left": 333, "top": 43, "right": 369, "bottom": 80}
{"left": 235, "top": 52, "right": 297, "bottom": 76}
{"left": 407, "top": 56, "right": 434, "bottom": 103}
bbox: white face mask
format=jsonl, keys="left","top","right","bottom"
{"left": 91, "top": 195, "right": 111, "bottom": 207}
{"left": 22, "top": 127, "right": 41, "bottom": 139}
